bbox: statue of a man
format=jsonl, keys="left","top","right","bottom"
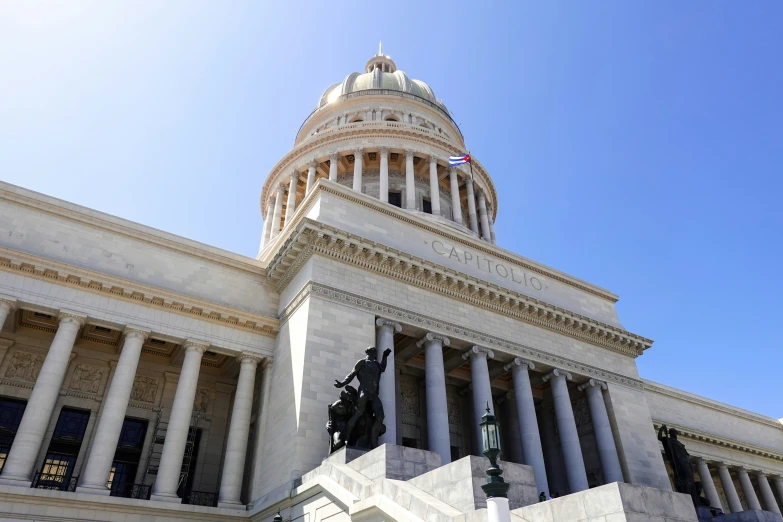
{"left": 658, "top": 425, "right": 698, "bottom": 506}
{"left": 334, "top": 346, "right": 391, "bottom": 449}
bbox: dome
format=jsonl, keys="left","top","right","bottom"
{"left": 317, "top": 46, "right": 449, "bottom": 113}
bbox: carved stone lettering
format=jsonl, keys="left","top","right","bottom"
{"left": 5, "top": 352, "right": 44, "bottom": 382}
{"left": 400, "top": 384, "right": 420, "bottom": 416}
{"left": 68, "top": 364, "right": 103, "bottom": 393}
{"left": 131, "top": 376, "right": 159, "bottom": 403}
{"left": 193, "top": 388, "right": 210, "bottom": 413}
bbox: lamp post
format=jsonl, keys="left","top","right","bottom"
{"left": 273, "top": 513, "right": 282, "bottom": 522}
{"left": 480, "top": 404, "right": 511, "bottom": 522}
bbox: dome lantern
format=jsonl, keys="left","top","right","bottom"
{"left": 365, "top": 41, "right": 397, "bottom": 73}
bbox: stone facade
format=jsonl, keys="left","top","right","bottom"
{"left": 0, "top": 50, "right": 779, "bottom": 522}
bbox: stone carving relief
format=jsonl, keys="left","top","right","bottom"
{"left": 193, "top": 388, "right": 210, "bottom": 413}
{"left": 5, "top": 352, "right": 44, "bottom": 382}
{"left": 447, "top": 393, "right": 461, "bottom": 425}
{"left": 68, "top": 364, "right": 104, "bottom": 393}
{"left": 131, "top": 376, "right": 159, "bottom": 403}
{"left": 399, "top": 384, "right": 420, "bottom": 416}
{"left": 572, "top": 396, "right": 591, "bottom": 428}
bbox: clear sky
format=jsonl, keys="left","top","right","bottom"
{"left": 1, "top": 2, "right": 781, "bottom": 418}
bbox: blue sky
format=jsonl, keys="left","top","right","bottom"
{"left": 1, "top": 2, "right": 781, "bottom": 417}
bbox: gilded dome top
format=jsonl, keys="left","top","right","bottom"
{"left": 317, "top": 45, "right": 449, "bottom": 113}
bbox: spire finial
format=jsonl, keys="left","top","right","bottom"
{"left": 378, "top": 41, "right": 383, "bottom": 57}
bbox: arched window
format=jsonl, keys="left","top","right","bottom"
{"left": 385, "top": 116, "right": 399, "bottom": 122}
{"left": 349, "top": 116, "right": 364, "bottom": 123}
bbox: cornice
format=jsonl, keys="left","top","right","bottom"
{"left": 652, "top": 420, "right": 783, "bottom": 465}
{"left": 264, "top": 180, "right": 619, "bottom": 303}
{"left": 267, "top": 218, "right": 649, "bottom": 357}
{"left": 260, "top": 122, "right": 498, "bottom": 219}
{"left": 280, "top": 281, "right": 645, "bottom": 390}
{"left": 644, "top": 381, "right": 783, "bottom": 430}
{"left": 0, "top": 182, "right": 262, "bottom": 275}
{"left": 0, "top": 246, "right": 278, "bottom": 338}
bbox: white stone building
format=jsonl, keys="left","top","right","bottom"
{"left": 0, "top": 50, "right": 780, "bottom": 522}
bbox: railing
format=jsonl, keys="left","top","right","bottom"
{"left": 110, "top": 482, "right": 152, "bottom": 500}
{"left": 31, "top": 470, "right": 78, "bottom": 492}
{"left": 297, "top": 88, "right": 464, "bottom": 141}
{"left": 183, "top": 489, "right": 218, "bottom": 507}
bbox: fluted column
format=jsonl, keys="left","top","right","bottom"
{"left": 478, "top": 191, "right": 491, "bottom": 241}
{"left": 694, "top": 458, "right": 723, "bottom": 511}
{"left": 379, "top": 148, "right": 390, "bottom": 203}
{"left": 755, "top": 472, "right": 780, "bottom": 514}
{"left": 270, "top": 184, "right": 285, "bottom": 240}
{"left": 463, "top": 346, "right": 494, "bottom": 456}
{"left": 218, "top": 354, "right": 261, "bottom": 507}
{"left": 353, "top": 148, "right": 363, "bottom": 193}
{"left": 449, "top": 168, "right": 463, "bottom": 223}
{"left": 465, "top": 179, "right": 479, "bottom": 234}
{"left": 543, "top": 369, "right": 588, "bottom": 493}
{"left": 77, "top": 326, "right": 150, "bottom": 494}
{"left": 428, "top": 157, "right": 441, "bottom": 216}
{"left": 738, "top": 468, "right": 762, "bottom": 510}
{"left": 329, "top": 152, "right": 339, "bottom": 181}
{"left": 504, "top": 359, "right": 549, "bottom": 496}
{"left": 419, "top": 333, "right": 451, "bottom": 465}
{"left": 578, "top": 379, "right": 623, "bottom": 484}
{"left": 376, "top": 318, "right": 401, "bottom": 445}
{"left": 405, "top": 150, "right": 416, "bottom": 209}
{"left": 718, "top": 464, "right": 743, "bottom": 513}
{"left": 306, "top": 161, "right": 317, "bottom": 194}
{"left": 260, "top": 198, "right": 274, "bottom": 250}
{"left": 284, "top": 172, "right": 298, "bottom": 224}
{"left": 151, "top": 340, "right": 208, "bottom": 501}
{"left": 0, "top": 311, "right": 86, "bottom": 485}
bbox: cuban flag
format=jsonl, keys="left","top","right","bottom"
{"left": 449, "top": 153, "right": 470, "bottom": 166}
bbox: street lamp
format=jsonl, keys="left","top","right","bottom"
{"left": 480, "top": 404, "right": 511, "bottom": 522}
{"left": 272, "top": 513, "right": 282, "bottom": 522}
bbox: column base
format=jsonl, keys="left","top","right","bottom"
{"left": 150, "top": 493, "right": 183, "bottom": 503}
{"left": 217, "top": 500, "right": 245, "bottom": 509}
{"left": 75, "top": 485, "right": 111, "bottom": 496}
{"left": 0, "top": 475, "right": 32, "bottom": 487}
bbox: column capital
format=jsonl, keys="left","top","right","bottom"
{"left": 329, "top": 151, "right": 339, "bottom": 161}
{"left": 58, "top": 310, "right": 87, "bottom": 327}
{"left": 462, "top": 345, "right": 494, "bottom": 361}
{"left": 308, "top": 160, "right": 318, "bottom": 169}
{"left": 354, "top": 147, "right": 363, "bottom": 155}
{"left": 405, "top": 149, "right": 416, "bottom": 159}
{"left": 182, "top": 339, "right": 209, "bottom": 354}
{"left": 0, "top": 295, "right": 17, "bottom": 312}
{"left": 375, "top": 317, "right": 402, "bottom": 332}
{"left": 238, "top": 352, "right": 262, "bottom": 366}
{"left": 416, "top": 332, "right": 450, "bottom": 347}
{"left": 123, "top": 325, "right": 150, "bottom": 342}
{"left": 429, "top": 156, "right": 438, "bottom": 166}
{"left": 379, "top": 146, "right": 389, "bottom": 155}
{"left": 277, "top": 183, "right": 286, "bottom": 193}
{"left": 577, "top": 378, "right": 607, "bottom": 392}
{"left": 504, "top": 357, "right": 535, "bottom": 372}
{"left": 449, "top": 166, "right": 457, "bottom": 175}
{"left": 542, "top": 368, "right": 572, "bottom": 382}
{"left": 754, "top": 470, "right": 768, "bottom": 478}
{"left": 289, "top": 171, "right": 299, "bottom": 182}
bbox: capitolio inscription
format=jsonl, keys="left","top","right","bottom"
{"left": 429, "top": 240, "right": 545, "bottom": 292}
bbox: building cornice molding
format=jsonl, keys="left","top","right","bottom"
{"left": 0, "top": 246, "right": 279, "bottom": 338}
{"left": 260, "top": 122, "right": 498, "bottom": 219}
{"left": 652, "top": 420, "right": 783, "bottom": 465}
{"left": 644, "top": 381, "right": 783, "bottom": 430}
{"left": 267, "top": 219, "right": 649, "bottom": 357}
{"left": 280, "top": 281, "right": 645, "bottom": 390}
{"left": 0, "top": 182, "right": 263, "bottom": 276}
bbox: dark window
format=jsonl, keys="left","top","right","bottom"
{"left": 402, "top": 437, "right": 418, "bottom": 449}
{"left": 451, "top": 446, "right": 461, "bottom": 461}
{"left": 108, "top": 418, "right": 148, "bottom": 495}
{"left": 40, "top": 408, "right": 90, "bottom": 483}
{"left": 388, "top": 191, "right": 402, "bottom": 208}
{"left": 0, "top": 398, "right": 27, "bottom": 473}
{"left": 94, "top": 326, "right": 112, "bottom": 334}
{"left": 423, "top": 199, "right": 432, "bottom": 214}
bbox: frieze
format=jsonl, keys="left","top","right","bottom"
{"left": 282, "top": 282, "right": 645, "bottom": 391}
{"left": 270, "top": 222, "right": 650, "bottom": 358}
{"left": 399, "top": 384, "right": 420, "bottom": 416}
{"left": 193, "top": 387, "right": 210, "bottom": 413}
{"left": 446, "top": 393, "right": 461, "bottom": 425}
{"left": 131, "top": 376, "right": 159, "bottom": 404}
{"left": 4, "top": 351, "right": 44, "bottom": 382}
{"left": 68, "top": 364, "right": 103, "bottom": 394}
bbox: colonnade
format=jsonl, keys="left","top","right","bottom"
{"left": 260, "top": 149, "right": 497, "bottom": 250}
{"left": 374, "top": 317, "right": 624, "bottom": 497}
{"left": 694, "top": 458, "right": 783, "bottom": 515}
{"left": 0, "top": 300, "right": 268, "bottom": 507}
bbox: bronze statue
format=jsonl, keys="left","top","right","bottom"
{"left": 658, "top": 425, "right": 699, "bottom": 506}
{"left": 328, "top": 346, "right": 391, "bottom": 452}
